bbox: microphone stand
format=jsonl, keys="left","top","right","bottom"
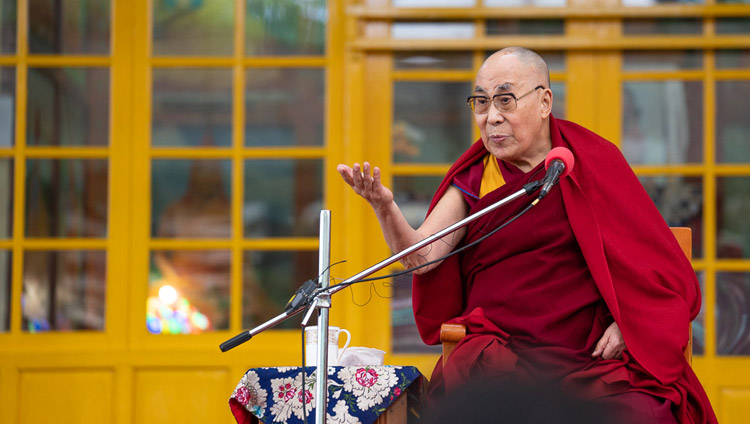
{"left": 220, "top": 180, "right": 543, "bottom": 423}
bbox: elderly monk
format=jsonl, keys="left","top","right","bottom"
{"left": 337, "top": 47, "right": 716, "bottom": 424}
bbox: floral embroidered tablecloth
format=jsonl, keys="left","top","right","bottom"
{"left": 229, "top": 366, "right": 425, "bottom": 424}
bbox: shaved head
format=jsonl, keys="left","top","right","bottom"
{"left": 482, "top": 47, "right": 551, "bottom": 88}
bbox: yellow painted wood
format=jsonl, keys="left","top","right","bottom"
{"left": 720, "top": 388, "right": 750, "bottom": 424}
{"left": 19, "top": 370, "right": 114, "bottom": 423}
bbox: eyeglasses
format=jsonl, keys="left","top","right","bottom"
{"left": 467, "top": 85, "right": 545, "bottom": 114}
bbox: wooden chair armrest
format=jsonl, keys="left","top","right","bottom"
{"left": 440, "top": 323, "right": 467, "bottom": 366}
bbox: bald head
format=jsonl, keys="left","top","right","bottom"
{"left": 481, "top": 47, "right": 551, "bottom": 88}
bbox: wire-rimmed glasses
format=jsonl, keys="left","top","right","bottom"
{"left": 467, "top": 85, "right": 545, "bottom": 114}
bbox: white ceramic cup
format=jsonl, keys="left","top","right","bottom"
{"left": 304, "top": 326, "right": 351, "bottom": 366}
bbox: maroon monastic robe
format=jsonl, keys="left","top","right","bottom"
{"left": 412, "top": 115, "right": 717, "bottom": 424}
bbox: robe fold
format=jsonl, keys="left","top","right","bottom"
{"left": 412, "top": 115, "right": 717, "bottom": 423}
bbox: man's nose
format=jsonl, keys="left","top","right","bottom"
{"left": 487, "top": 102, "right": 505, "bottom": 124}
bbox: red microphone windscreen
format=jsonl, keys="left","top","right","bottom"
{"left": 544, "top": 147, "right": 574, "bottom": 179}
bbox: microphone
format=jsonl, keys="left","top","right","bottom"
{"left": 538, "top": 147, "right": 574, "bottom": 200}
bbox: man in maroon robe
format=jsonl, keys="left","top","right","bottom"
{"left": 337, "top": 47, "right": 716, "bottom": 424}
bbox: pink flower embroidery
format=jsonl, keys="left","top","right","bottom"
{"left": 278, "top": 383, "right": 296, "bottom": 402}
{"left": 298, "top": 389, "right": 313, "bottom": 404}
{"left": 236, "top": 386, "right": 251, "bottom": 405}
{"left": 393, "top": 387, "right": 401, "bottom": 397}
{"left": 355, "top": 368, "right": 379, "bottom": 388}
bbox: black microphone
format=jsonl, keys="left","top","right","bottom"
{"left": 538, "top": 147, "right": 574, "bottom": 200}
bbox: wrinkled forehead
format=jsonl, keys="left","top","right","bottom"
{"left": 473, "top": 58, "right": 529, "bottom": 94}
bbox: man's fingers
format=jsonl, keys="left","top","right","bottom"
{"left": 337, "top": 165, "right": 355, "bottom": 186}
{"left": 592, "top": 337, "right": 607, "bottom": 357}
{"left": 362, "top": 162, "right": 373, "bottom": 191}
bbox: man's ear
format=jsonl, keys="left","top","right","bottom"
{"left": 540, "top": 88, "right": 553, "bottom": 118}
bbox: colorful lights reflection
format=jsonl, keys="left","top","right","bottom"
{"left": 147, "top": 285, "right": 210, "bottom": 334}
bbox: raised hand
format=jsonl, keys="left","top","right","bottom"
{"left": 337, "top": 162, "right": 394, "bottom": 210}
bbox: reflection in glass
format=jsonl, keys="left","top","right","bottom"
{"left": 148, "top": 250, "right": 230, "bottom": 334}
{"left": 717, "top": 272, "right": 750, "bottom": 355}
{"left": 392, "top": 22, "right": 474, "bottom": 39}
{"left": 716, "top": 50, "right": 750, "bottom": 69}
{"left": 151, "top": 159, "right": 231, "bottom": 239}
{"left": 623, "top": 51, "right": 702, "bottom": 71}
{"left": 244, "top": 159, "right": 322, "bottom": 238}
{"left": 717, "top": 177, "right": 750, "bottom": 259}
{"left": 26, "top": 159, "right": 108, "bottom": 238}
{"left": 623, "top": 19, "right": 702, "bottom": 35}
{"left": 29, "top": 0, "right": 109, "bottom": 55}
{"left": 394, "top": 52, "right": 472, "bottom": 70}
{"left": 246, "top": 68, "right": 324, "bottom": 147}
{"left": 393, "top": 0, "right": 474, "bottom": 6}
{"left": 622, "top": 0, "right": 703, "bottom": 5}
{"left": 0, "top": 159, "right": 11, "bottom": 238}
{"left": 717, "top": 81, "right": 750, "bottom": 163}
{"left": 484, "top": 0, "right": 565, "bottom": 6}
{"left": 246, "top": 0, "right": 326, "bottom": 56}
{"left": 153, "top": 0, "right": 233, "bottom": 56}
{"left": 392, "top": 273, "right": 440, "bottom": 354}
{"left": 621, "top": 81, "right": 703, "bottom": 165}
{"left": 716, "top": 18, "right": 750, "bottom": 34}
{"left": 0, "top": 0, "right": 16, "bottom": 54}
{"left": 393, "top": 81, "right": 473, "bottom": 164}
{"left": 550, "top": 82, "right": 565, "bottom": 119}
{"left": 22, "top": 250, "right": 106, "bottom": 332}
{"left": 27, "top": 68, "right": 109, "bottom": 146}
{"left": 486, "top": 20, "right": 564, "bottom": 36}
{"left": 0, "top": 67, "right": 14, "bottom": 147}
{"left": 152, "top": 68, "right": 232, "bottom": 147}
{"left": 693, "top": 272, "right": 705, "bottom": 355}
{"left": 242, "top": 250, "right": 318, "bottom": 329}
{"left": 393, "top": 176, "right": 442, "bottom": 228}
{"left": 639, "top": 176, "right": 703, "bottom": 258}
{"left": 0, "top": 250, "right": 9, "bottom": 332}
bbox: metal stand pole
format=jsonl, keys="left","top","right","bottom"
{"left": 314, "top": 211, "right": 331, "bottom": 424}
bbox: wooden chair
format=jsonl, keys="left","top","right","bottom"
{"left": 440, "top": 227, "right": 694, "bottom": 366}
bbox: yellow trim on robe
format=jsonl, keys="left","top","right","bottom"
{"left": 479, "top": 153, "right": 506, "bottom": 198}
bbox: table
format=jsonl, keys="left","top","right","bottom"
{"left": 229, "top": 366, "right": 425, "bottom": 424}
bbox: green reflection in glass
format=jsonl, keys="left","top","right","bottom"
{"left": 22, "top": 250, "right": 106, "bottom": 332}
{"left": 243, "top": 250, "right": 318, "bottom": 329}
{"left": 152, "top": 68, "right": 232, "bottom": 147}
{"left": 621, "top": 81, "right": 703, "bottom": 165}
{"left": 393, "top": 81, "right": 473, "bottom": 164}
{"left": 0, "top": 67, "right": 15, "bottom": 147}
{"left": 716, "top": 50, "right": 750, "bottom": 69}
{"left": 244, "top": 159, "right": 323, "bottom": 238}
{"left": 623, "top": 50, "right": 703, "bottom": 71}
{"left": 0, "top": 249, "right": 9, "bottom": 332}
{"left": 246, "top": 68, "right": 324, "bottom": 147}
{"left": 0, "top": 158, "right": 12, "bottom": 238}
{"left": 717, "top": 81, "right": 750, "bottom": 164}
{"left": 25, "top": 159, "right": 109, "bottom": 238}
{"left": 246, "top": 0, "right": 326, "bottom": 56}
{"left": 0, "top": 0, "right": 16, "bottom": 54}
{"left": 151, "top": 159, "right": 232, "bottom": 239}
{"left": 486, "top": 19, "right": 564, "bottom": 36}
{"left": 639, "top": 176, "right": 703, "bottom": 258}
{"left": 717, "top": 177, "right": 750, "bottom": 259}
{"left": 716, "top": 18, "right": 750, "bottom": 34}
{"left": 153, "top": 0, "right": 234, "bottom": 56}
{"left": 717, "top": 272, "right": 750, "bottom": 355}
{"left": 148, "top": 250, "right": 230, "bottom": 334}
{"left": 623, "top": 18, "right": 702, "bottom": 35}
{"left": 29, "top": 0, "right": 109, "bottom": 55}
{"left": 393, "top": 176, "right": 442, "bottom": 229}
{"left": 27, "top": 68, "right": 109, "bottom": 146}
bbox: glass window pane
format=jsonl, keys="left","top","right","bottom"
{"left": 152, "top": 68, "right": 232, "bottom": 147}
{"left": 550, "top": 82, "right": 565, "bottom": 119}
{"left": 392, "top": 22, "right": 474, "bottom": 39}
{"left": 246, "top": 0, "right": 326, "bottom": 56}
{"left": 485, "top": 0, "right": 566, "bottom": 6}
{"left": 151, "top": 159, "right": 231, "bottom": 239}
{"left": 22, "top": 250, "right": 106, "bottom": 332}
{"left": 716, "top": 18, "right": 750, "bottom": 34}
{"left": 245, "top": 68, "right": 324, "bottom": 147}
{"left": 27, "top": 68, "right": 109, "bottom": 146}
{"left": 623, "top": 0, "right": 704, "bottom": 5}
{"left": 486, "top": 19, "right": 564, "bottom": 36}
{"left": 717, "top": 177, "right": 750, "bottom": 259}
{"left": 0, "top": 0, "right": 16, "bottom": 54}
{"left": 25, "top": 159, "right": 108, "bottom": 238}
{"left": 717, "top": 81, "right": 750, "bottom": 164}
{"left": 393, "top": 0, "right": 475, "bottom": 6}
{"left": 717, "top": 272, "right": 750, "bottom": 355}
{"left": 0, "top": 158, "right": 11, "bottom": 238}
{"left": 621, "top": 81, "right": 703, "bottom": 165}
{"left": 392, "top": 273, "right": 440, "bottom": 354}
{"left": 623, "top": 50, "right": 703, "bottom": 71}
{"left": 393, "top": 81, "right": 473, "bottom": 164}
{"left": 29, "top": 0, "right": 109, "bottom": 55}
{"left": 393, "top": 176, "right": 442, "bottom": 228}
{"left": 716, "top": 50, "right": 750, "bottom": 69}
{"left": 623, "top": 19, "right": 702, "bottom": 35}
{"left": 243, "top": 250, "right": 318, "bottom": 329}
{"left": 148, "top": 250, "right": 230, "bottom": 334}
{"left": 639, "top": 176, "right": 703, "bottom": 258}
{"left": 244, "top": 159, "right": 322, "bottom": 238}
{"left": 693, "top": 272, "right": 705, "bottom": 356}
{"left": 394, "top": 52, "right": 472, "bottom": 70}
{"left": 0, "top": 67, "right": 15, "bottom": 147}
{"left": 153, "top": 0, "right": 233, "bottom": 56}
{"left": 0, "top": 249, "right": 9, "bottom": 332}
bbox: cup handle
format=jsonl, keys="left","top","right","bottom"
{"left": 337, "top": 329, "right": 351, "bottom": 361}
